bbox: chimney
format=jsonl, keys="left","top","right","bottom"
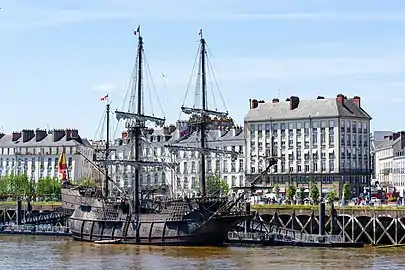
{"left": 317, "top": 96, "right": 325, "bottom": 99}
{"left": 12, "top": 131, "right": 22, "bottom": 142}
{"left": 272, "top": 98, "right": 279, "bottom": 103}
{"left": 22, "top": 129, "right": 35, "bottom": 143}
{"left": 122, "top": 131, "right": 128, "bottom": 140}
{"left": 71, "top": 129, "right": 79, "bottom": 139}
{"left": 336, "top": 93, "right": 344, "bottom": 104}
{"left": 52, "top": 129, "right": 66, "bottom": 142}
{"left": 168, "top": 124, "right": 176, "bottom": 133}
{"left": 249, "top": 98, "right": 259, "bottom": 109}
{"left": 65, "top": 129, "right": 72, "bottom": 141}
{"left": 35, "top": 129, "right": 47, "bottom": 142}
{"left": 289, "top": 96, "right": 300, "bottom": 110}
{"left": 352, "top": 96, "right": 361, "bottom": 107}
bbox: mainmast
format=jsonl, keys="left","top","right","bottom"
{"left": 199, "top": 32, "right": 207, "bottom": 196}
{"left": 114, "top": 26, "right": 166, "bottom": 216}
{"left": 167, "top": 29, "right": 238, "bottom": 198}
{"left": 104, "top": 103, "right": 110, "bottom": 198}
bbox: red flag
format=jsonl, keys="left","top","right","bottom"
{"left": 100, "top": 94, "right": 108, "bottom": 101}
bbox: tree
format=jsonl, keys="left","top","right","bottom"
{"left": 77, "top": 178, "right": 97, "bottom": 188}
{"left": 343, "top": 182, "right": 351, "bottom": 200}
{"left": 309, "top": 181, "right": 320, "bottom": 204}
{"left": 206, "top": 174, "right": 229, "bottom": 197}
{"left": 286, "top": 185, "right": 297, "bottom": 202}
{"left": 326, "top": 189, "right": 338, "bottom": 203}
{"left": 298, "top": 187, "right": 306, "bottom": 204}
{"left": 36, "top": 177, "right": 61, "bottom": 201}
{"left": 0, "top": 174, "right": 33, "bottom": 199}
{"left": 273, "top": 184, "right": 280, "bottom": 198}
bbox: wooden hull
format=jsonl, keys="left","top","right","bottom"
{"left": 68, "top": 212, "right": 251, "bottom": 246}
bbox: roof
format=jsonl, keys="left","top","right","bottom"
{"left": 0, "top": 133, "right": 91, "bottom": 148}
{"left": 244, "top": 97, "right": 372, "bottom": 122}
{"left": 173, "top": 128, "right": 245, "bottom": 148}
{"left": 112, "top": 128, "right": 245, "bottom": 151}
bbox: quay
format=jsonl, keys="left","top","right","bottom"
{"left": 253, "top": 205, "right": 405, "bottom": 245}
{"left": 227, "top": 227, "right": 363, "bottom": 248}
{"left": 0, "top": 224, "right": 71, "bottom": 237}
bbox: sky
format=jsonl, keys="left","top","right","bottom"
{"left": 1, "top": 0, "right": 405, "bottom": 139}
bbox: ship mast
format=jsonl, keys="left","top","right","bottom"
{"left": 114, "top": 26, "right": 166, "bottom": 216}
{"left": 199, "top": 32, "right": 207, "bottom": 196}
{"left": 104, "top": 103, "right": 110, "bottom": 198}
{"left": 167, "top": 29, "right": 238, "bottom": 198}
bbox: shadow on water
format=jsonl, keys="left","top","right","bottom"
{"left": 2, "top": 236, "right": 405, "bottom": 269}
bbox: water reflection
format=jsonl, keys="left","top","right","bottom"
{"left": 1, "top": 236, "right": 405, "bottom": 270}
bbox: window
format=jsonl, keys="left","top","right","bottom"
{"left": 312, "top": 121, "right": 318, "bottom": 128}
{"left": 239, "top": 159, "right": 244, "bottom": 172}
{"left": 265, "top": 123, "right": 271, "bottom": 131}
{"left": 321, "top": 121, "right": 326, "bottom": 128}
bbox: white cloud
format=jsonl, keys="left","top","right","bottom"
{"left": 91, "top": 82, "right": 116, "bottom": 93}
{"left": 153, "top": 55, "right": 405, "bottom": 86}
{"left": 2, "top": 1, "right": 405, "bottom": 30}
{"left": 231, "top": 12, "right": 405, "bottom": 21}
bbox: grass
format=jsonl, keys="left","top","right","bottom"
{"left": 251, "top": 204, "right": 405, "bottom": 211}
{"left": 0, "top": 201, "right": 62, "bottom": 206}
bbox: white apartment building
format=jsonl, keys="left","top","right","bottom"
{"left": 173, "top": 127, "right": 245, "bottom": 196}
{"left": 374, "top": 131, "right": 405, "bottom": 192}
{"left": 244, "top": 94, "right": 372, "bottom": 196}
{"left": 110, "top": 126, "right": 177, "bottom": 192}
{"left": 109, "top": 123, "right": 246, "bottom": 196}
{"left": 0, "top": 129, "right": 94, "bottom": 182}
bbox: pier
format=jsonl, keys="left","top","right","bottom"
{"left": 254, "top": 206, "right": 405, "bottom": 245}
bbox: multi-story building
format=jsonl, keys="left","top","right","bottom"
{"left": 0, "top": 128, "right": 94, "bottom": 182}
{"left": 244, "top": 94, "right": 372, "bottom": 196}
{"left": 109, "top": 122, "right": 246, "bottom": 196}
{"left": 173, "top": 126, "right": 245, "bottom": 196}
{"left": 374, "top": 131, "right": 405, "bottom": 193}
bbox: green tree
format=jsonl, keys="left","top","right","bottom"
{"left": 77, "top": 178, "right": 97, "bottom": 188}
{"left": 310, "top": 181, "right": 320, "bottom": 204}
{"left": 326, "top": 189, "right": 338, "bottom": 203}
{"left": 273, "top": 184, "right": 280, "bottom": 198}
{"left": 286, "top": 185, "right": 297, "bottom": 202}
{"left": 206, "top": 174, "right": 229, "bottom": 197}
{"left": 36, "top": 177, "right": 61, "bottom": 201}
{"left": 343, "top": 182, "right": 351, "bottom": 200}
{"left": 298, "top": 186, "right": 306, "bottom": 204}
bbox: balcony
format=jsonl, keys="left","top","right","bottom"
{"left": 381, "top": 168, "right": 391, "bottom": 175}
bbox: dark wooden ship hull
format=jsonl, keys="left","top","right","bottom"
{"left": 68, "top": 199, "right": 252, "bottom": 246}
{"left": 61, "top": 187, "right": 161, "bottom": 215}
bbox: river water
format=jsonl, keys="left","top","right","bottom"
{"left": 1, "top": 235, "right": 404, "bottom": 270}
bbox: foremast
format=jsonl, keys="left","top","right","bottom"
{"left": 167, "top": 29, "right": 238, "bottom": 197}
{"left": 114, "top": 26, "right": 166, "bottom": 217}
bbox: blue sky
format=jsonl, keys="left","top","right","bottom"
{"left": 1, "top": 0, "right": 405, "bottom": 139}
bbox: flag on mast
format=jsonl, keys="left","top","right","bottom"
{"left": 100, "top": 94, "right": 108, "bottom": 101}
{"left": 58, "top": 148, "right": 68, "bottom": 181}
{"left": 133, "top": 25, "right": 140, "bottom": 36}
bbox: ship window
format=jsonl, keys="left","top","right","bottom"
{"left": 79, "top": 205, "right": 91, "bottom": 212}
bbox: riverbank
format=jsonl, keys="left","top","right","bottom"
{"left": 251, "top": 204, "right": 405, "bottom": 211}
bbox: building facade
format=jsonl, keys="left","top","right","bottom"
{"left": 374, "top": 131, "right": 405, "bottom": 193}
{"left": 244, "top": 94, "right": 372, "bottom": 196}
{"left": 0, "top": 129, "right": 94, "bottom": 182}
{"left": 109, "top": 123, "right": 246, "bottom": 196}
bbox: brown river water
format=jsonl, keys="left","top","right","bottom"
{"left": 1, "top": 235, "right": 404, "bottom": 270}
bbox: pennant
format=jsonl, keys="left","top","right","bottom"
{"left": 100, "top": 94, "right": 108, "bottom": 101}
{"left": 134, "top": 25, "right": 140, "bottom": 36}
